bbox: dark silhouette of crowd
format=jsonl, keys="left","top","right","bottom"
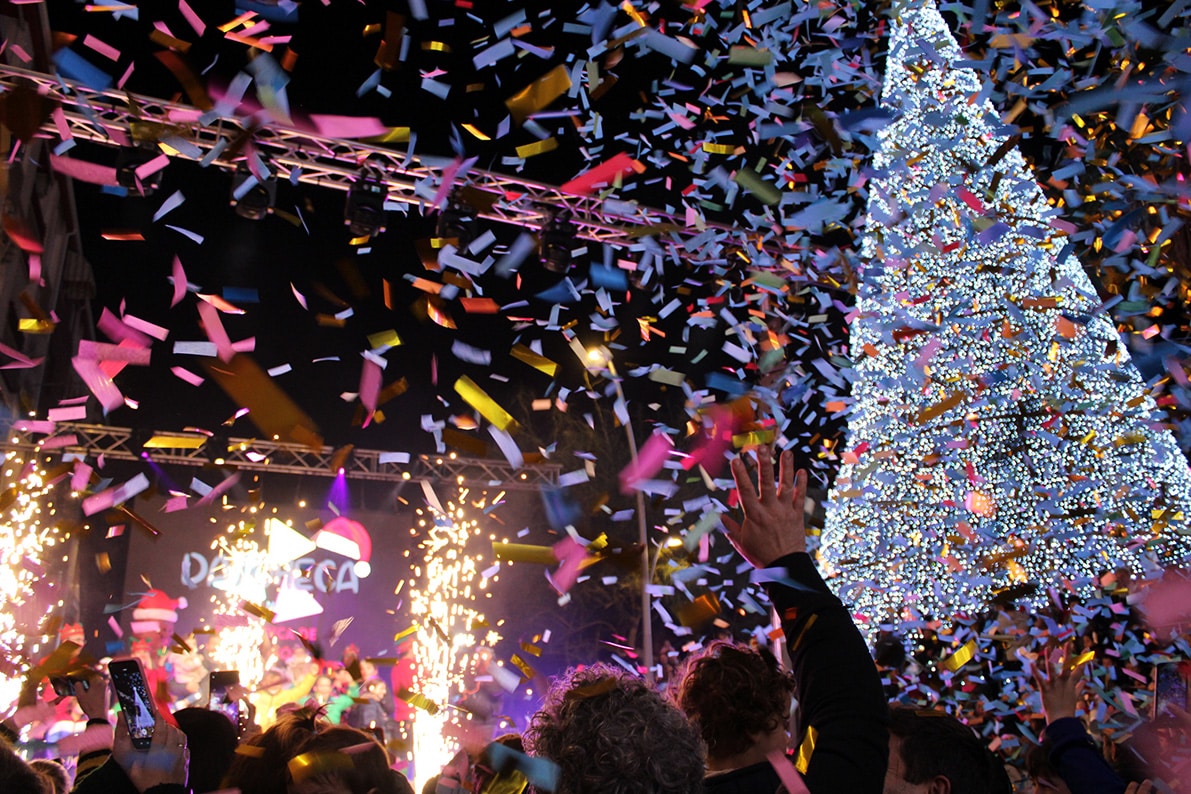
{"left": 2, "top": 447, "right": 1188, "bottom": 794}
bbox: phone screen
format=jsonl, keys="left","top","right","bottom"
{"left": 208, "top": 670, "right": 240, "bottom": 728}
{"left": 108, "top": 659, "right": 156, "bottom": 749}
{"left": 50, "top": 676, "right": 75, "bottom": 698}
{"left": 1155, "top": 662, "right": 1189, "bottom": 720}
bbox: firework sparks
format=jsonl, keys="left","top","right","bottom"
{"left": 0, "top": 449, "right": 60, "bottom": 710}
{"left": 205, "top": 523, "right": 275, "bottom": 689}
{"left": 408, "top": 498, "right": 501, "bottom": 792}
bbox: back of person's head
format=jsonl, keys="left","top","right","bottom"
{"left": 28, "top": 759, "right": 69, "bottom": 794}
{"left": 673, "top": 640, "right": 794, "bottom": 761}
{"left": 887, "top": 707, "right": 1011, "bottom": 794}
{"left": 224, "top": 707, "right": 321, "bottom": 794}
{"left": 524, "top": 664, "right": 705, "bottom": 794}
{"left": 176, "top": 706, "right": 240, "bottom": 793}
{"left": 287, "top": 724, "right": 409, "bottom": 794}
{"left": 0, "top": 744, "right": 49, "bottom": 794}
{"left": 1023, "top": 740, "right": 1071, "bottom": 794}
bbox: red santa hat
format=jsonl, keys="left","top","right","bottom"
{"left": 131, "top": 589, "right": 187, "bottom": 635}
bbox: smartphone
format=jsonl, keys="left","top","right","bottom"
{"left": 108, "top": 659, "right": 156, "bottom": 749}
{"left": 207, "top": 670, "right": 240, "bottom": 727}
{"left": 1154, "top": 661, "right": 1189, "bottom": 721}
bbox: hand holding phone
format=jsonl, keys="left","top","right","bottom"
{"left": 1154, "top": 661, "right": 1189, "bottom": 722}
{"left": 207, "top": 670, "right": 241, "bottom": 731}
{"left": 113, "top": 712, "right": 189, "bottom": 793}
{"left": 108, "top": 659, "right": 156, "bottom": 750}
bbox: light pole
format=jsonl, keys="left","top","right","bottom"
{"left": 587, "top": 347, "right": 654, "bottom": 684}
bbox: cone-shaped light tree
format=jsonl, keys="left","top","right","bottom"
{"left": 821, "top": 0, "right": 1191, "bottom": 634}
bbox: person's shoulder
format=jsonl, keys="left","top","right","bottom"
{"left": 704, "top": 761, "right": 783, "bottom": 794}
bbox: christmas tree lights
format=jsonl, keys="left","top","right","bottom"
{"left": 821, "top": 0, "right": 1191, "bottom": 635}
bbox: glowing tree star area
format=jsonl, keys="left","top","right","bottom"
{"left": 821, "top": 0, "right": 1191, "bottom": 632}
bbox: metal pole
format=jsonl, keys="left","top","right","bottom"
{"left": 590, "top": 349, "right": 655, "bottom": 684}
{"left": 623, "top": 421, "right": 654, "bottom": 685}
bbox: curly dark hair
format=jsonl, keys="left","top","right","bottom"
{"left": 524, "top": 664, "right": 705, "bottom": 794}
{"left": 673, "top": 640, "right": 795, "bottom": 761}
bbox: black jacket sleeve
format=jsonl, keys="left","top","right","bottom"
{"left": 69, "top": 756, "right": 190, "bottom": 794}
{"left": 1044, "top": 717, "right": 1126, "bottom": 794}
{"left": 761, "top": 552, "right": 889, "bottom": 794}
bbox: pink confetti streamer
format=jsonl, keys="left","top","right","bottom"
{"left": 619, "top": 431, "right": 674, "bottom": 494}
{"left": 546, "top": 537, "right": 588, "bottom": 595}
{"left": 71, "top": 356, "right": 124, "bottom": 414}
{"left": 171, "top": 366, "right": 205, "bottom": 387}
{"left": 766, "top": 751, "right": 811, "bottom": 794}
{"left": 359, "top": 357, "right": 382, "bottom": 426}
{"left": 197, "top": 300, "right": 234, "bottom": 362}
{"left": 171, "top": 256, "right": 188, "bottom": 307}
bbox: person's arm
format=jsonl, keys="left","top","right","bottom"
{"left": 1035, "top": 648, "right": 1126, "bottom": 794}
{"left": 726, "top": 447, "right": 888, "bottom": 794}
{"left": 273, "top": 668, "right": 319, "bottom": 709}
{"left": 324, "top": 685, "right": 359, "bottom": 725}
{"left": 58, "top": 672, "right": 115, "bottom": 767}
{"left": 73, "top": 714, "right": 189, "bottom": 794}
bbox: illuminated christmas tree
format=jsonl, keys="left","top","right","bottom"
{"left": 820, "top": 0, "right": 1191, "bottom": 633}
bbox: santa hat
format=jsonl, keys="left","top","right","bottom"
{"left": 131, "top": 590, "right": 187, "bottom": 635}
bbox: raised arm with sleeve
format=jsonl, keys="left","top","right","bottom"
{"left": 1034, "top": 649, "right": 1125, "bottom": 794}
{"left": 726, "top": 447, "right": 888, "bottom": 794}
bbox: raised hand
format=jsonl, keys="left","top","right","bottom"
{"left": 1033, "top": 643, "right": 1086, "bottom": 722}
{"left": 113, "top": 713, "right": 189, "bottom": 793}
{"left": 73, "top": 670, "right": 109, "bottom": 721}
{"left": 724, "top": 445, "right": 808, "bottom": 569}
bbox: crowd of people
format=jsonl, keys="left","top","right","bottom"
{"left": 2, "top": 448, "right": 1189, "bottom": 794}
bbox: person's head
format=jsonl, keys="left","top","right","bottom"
{"left": 260, "top": 669, "right": 291, "bottom": 694}
{"left": 524, "top": 664, "right": 705, "bottom": 794}
{"left": 885, "top": 707, "right": 1011, "bottom": 794}
{"left": 0, "top": 743, "right": 50, "bottom": 794}
{"left": 359, "top": 659, "right": 378, "bottom": 680}
{"left": 673, "top": 640, "right": 794, "bottom": 764}
{"left": 28, "top": 760, "right": 69, "bottom": 794}
{"left": 287, "top": 724, "right": 410, "bottom": 794}
{"left": 224, "top": 708, "right": 321, "bottom": 794}
{"left": 313, "top": 676, "right": 335, "bottom": 700}
{"left": 1024, "top": 741, "right": 1070, "bottom": 794}
{"left": 175, "top": 707, "right": 239, "bottom": 793}
{"left": 362, "top": 679, "right": 387, "bottom": 701}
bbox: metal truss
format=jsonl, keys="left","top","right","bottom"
{"left": 7, "top": 423, "right": 559, "bottom": 491}
{"left": 0, "top": 64, "right": 794, "bottom": 269}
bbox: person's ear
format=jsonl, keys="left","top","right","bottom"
{"left": 927, "top": 776, "right": 951, "bottom": 794}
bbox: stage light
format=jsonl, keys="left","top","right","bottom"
{"left": 231, "top": 163, "right": 277, "bottom": 220}
{"left": 344, "top": 165, "right": 387, "bottom": 238}
{"left": 435, "top": 193, "right": 477, "bottom": 251}
{"left": 539, "top": 209, "right": 578, "bottom": 273}
{"left": 115, "top": 146, "right": 163, "bottom": 195}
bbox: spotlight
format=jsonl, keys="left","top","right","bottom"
{"left": 115, "top": 146, "right": 163, "bottom": 195}
{"left": 435, "top": 193, "right": 477, "bottom": 251}
{"left": 539, "top": 209, "right": 578, "bottom": 273}
{"left": 344, "top": 166, "right": 387, "bottom": 238}
{"left": 231, "top": 163, "right": 277, "bottom": 220}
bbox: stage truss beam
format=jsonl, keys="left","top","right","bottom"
{"left": 0, "top": 64, "right": 799, "bottom": 270}
{"left": 6, "top": 423, "right": 559, "bottom": 491}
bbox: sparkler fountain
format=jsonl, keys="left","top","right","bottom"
{"left": 407, "top": 495, "right": 501, "bottom": 793}
{"left": 0, "top": 448, "right": 64, "bottom": 710}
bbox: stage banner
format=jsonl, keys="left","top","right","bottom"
{"left": 118, "top": 494, "right": 415, "bottom": 662}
